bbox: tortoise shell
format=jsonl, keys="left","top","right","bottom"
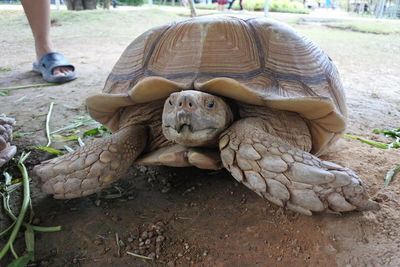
{"left": 86, "top": 15, "right": 347, "bottom": 156}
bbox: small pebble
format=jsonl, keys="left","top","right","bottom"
{"left": 167, "top": 261, "right": 175, "bottom": 267}
{"left": 147, "top": 252, "right": 156, "bottom": 260}
{"left": 93, "top": 239, "right": 103, "bottom": 246}
{"left": 127, "top": 237, "right": 134, "bottom": 243}
{"left": 141, "top": 231, "right": 148, "bottom": 239}
{"left": 111, "top": 216, "right": 120, "bottom": 222}
{"left": 145, "top": 239, "right": 151, "bottom": 245}
{"left": 178, "top": 253, "right": 183, "bottom": 257}
{"left": 203, "top": 250, "right": 208, "bottom": 256}
{"left": 161, "top": 187, "right": 170, "bottom": 193}
{"left": 94, "top": 199, "right": 101, "bottom": 207}
{"left": 156, "top": 235, "right": 165, "bottom": 243}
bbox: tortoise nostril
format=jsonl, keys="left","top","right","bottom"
{"left": 179, "top": 102, "right": 182, "bottom": 107}
{"left": 189, "top": 102, "right": 192, "bottom": 107}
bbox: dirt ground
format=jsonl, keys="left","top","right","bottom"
{"left": 1, "top": 8, "right": 400, "bottom": 267}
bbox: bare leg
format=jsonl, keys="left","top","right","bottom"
{"left": 21, "top": 0, "right": 73, "bottom": 77}
{"left": 220, "top": 117, "right": 379, "bottom": 215}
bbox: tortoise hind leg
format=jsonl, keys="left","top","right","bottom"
{"left": 33, "top": 125, "right": 147, "bottom": 199}
{"left": 219, "top": 117, "right": 379, "bottom": 215}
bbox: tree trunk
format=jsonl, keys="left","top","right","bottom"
{"left": 188, "top": 0, "right": 197, "bottom": 17}
{"left": 104, "top": 0, "right": 110, "bottom": 9}
{"left": 375, "top": 0, "right": 386, "bottom": 17}
{"left": 66, "top": 0, "right": 97, "bottom": 10}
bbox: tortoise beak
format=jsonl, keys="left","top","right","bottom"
{"left": 175, "top": 110, "right": 193, "bottom": 133}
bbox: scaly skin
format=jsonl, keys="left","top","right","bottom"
{"left": 33, "top": 125, "right": 147, "bottom": 198}
{"left": 219, "top": 117, "right": 379, "bottom": 215}
{"left": 0, "top": 117, "right": 17, "bottom": 167}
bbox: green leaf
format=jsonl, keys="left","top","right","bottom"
{"left": 33, "top": 113, "right": 48, "bottom": 118}
{"left": 51, "top": 134, "right": 79, "bottom": 142}
{"left": 344, "top": 134, "right": 389, "bottom": 149}
{"left": 373, "top": 128, "right": 400, "bottom": 138}
{"left": 384, "top": 165, "right": 400, "bottom": 187}
{"left": 0, "top": 91, "right": 10, "bottom": 96}
{"left": 83, "top": 126, "right": 111, "bottom": 137}
{"left": 7, "top": 252, "right": 34, "bottom": 267}
{"left": 24, "top": 225, "right": 35, "bottom": 252}
{"left": 118, "top": 239, "right": 126, "bottom": 247}
{"left": 34, "top": 146, "right": 64, "bottom": 156}
{"left": 0, "top": 67, "right": 12, "bottom": 72}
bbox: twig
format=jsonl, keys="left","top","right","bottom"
{"left": 50, "top": 119, "right": 98, "bottom": 134}
{"left": 45, "top": 102, "right": 55, "bottom": 147}
{"left": 0, "top": 83, "right": 56, "bottom": 91}
{"left": 126, "top": 251, "right": 152, "bottom": 260}
{"left": 115, "top": 233, "right": 120, "bottom": 257}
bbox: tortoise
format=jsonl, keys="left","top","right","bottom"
{"left": 33, "top": 16, "right": 379, "bottom": 215}
{"left": 0, "top": 117, "right": 16, "bottom": 167}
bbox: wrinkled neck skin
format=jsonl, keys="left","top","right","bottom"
{"left": 162, "top": 90, "right": 234, "bottom": 147}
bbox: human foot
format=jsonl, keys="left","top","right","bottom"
{"left": 33, "top": 52, "right": 76, "bottom": 83}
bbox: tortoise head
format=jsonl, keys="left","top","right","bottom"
{"left": 162, "top": 90, "right": 233, "bottom": 147}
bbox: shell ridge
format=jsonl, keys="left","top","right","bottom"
{"left": 246, "top": 19, "right": 266, "bottom": 71}
{"left": 142, "top": 23, "right": 175, "bottom": 71}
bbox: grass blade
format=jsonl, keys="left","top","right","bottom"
{"left": 52, "top": 134, "right": 79, "bottom": 142}
{"left": 64, "top": 145, "right": 74, "bottom": 153}
{"left": 127, "top": 251, "right": 152, "bottom": 260}
{"left": 384, "top": 165, "right": 400, "bottom": 187}
{"left": 0, "top": 83, "right": 56, "bottom": 91}
{"left": 7, "top": 251, "right": 34, "bottom": 267}
{"left": 24, "top": 225, "right": 35, "bottom": 253}
{"left": 344, "top": 134, "right": 388, "bottom": 149}
{"left": 45, "top": 102, "right": 55, "bottom": 147}
{"left": 31, "top": 225, "right": 62, "bottom": 232}
{"left": 35, "top": 146, "right": 64, "bottom": 156}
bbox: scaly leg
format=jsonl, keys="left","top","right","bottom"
{"left": 220, "top": 117, "right": 379, "bottom": 215}
{"left": 33, "top": 125, "right": 147, "bottom": 199}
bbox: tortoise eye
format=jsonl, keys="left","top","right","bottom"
{"left": 169, "top": 99, "right": 173, "bottom": 106}
{"left": 206, "top": 100, "right": 215, "bottom": 109}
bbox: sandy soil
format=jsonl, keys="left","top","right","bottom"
{"left": 1, "top": 9, "right": 400, "bottom": 267}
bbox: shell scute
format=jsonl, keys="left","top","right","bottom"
{"left": 87, "top": 16, "right": 346, "bottom": 154}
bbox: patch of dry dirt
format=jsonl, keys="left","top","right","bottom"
{"left": 1, "top": 12, "right": 400, "bottom": 267}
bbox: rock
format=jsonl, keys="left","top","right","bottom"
{"left": 147, "top": 252, "right": 156, "bottom": 260}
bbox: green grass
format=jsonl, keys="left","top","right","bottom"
{"left": 0, "top": 9, "right": 184, "bottom": 41}
{"left": 325, "top": 20, "right": 400, "bottom": 35}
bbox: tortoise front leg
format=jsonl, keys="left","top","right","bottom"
{"left": 33, "top": 125, "right": 147, "bottom": 199}
{"left": 219, "top": 117, "right": 379, "bottom": 215}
